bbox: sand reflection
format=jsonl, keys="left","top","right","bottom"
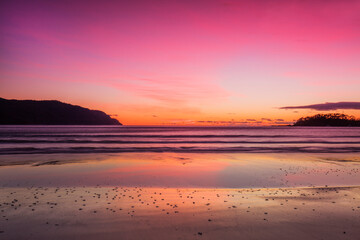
{"left": 0, "top": 153, "right": 359, "bottom": 188}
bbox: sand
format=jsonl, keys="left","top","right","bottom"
{"left": 1, "top": 186, "right": 360, "bottom": 240}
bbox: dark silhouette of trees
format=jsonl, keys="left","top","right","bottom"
{"left": 294, "top": 113, "right": 360, "bottom": 126}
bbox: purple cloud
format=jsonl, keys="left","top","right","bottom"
{"left": 280, "top": 102, "right": 360, "bottom": 111}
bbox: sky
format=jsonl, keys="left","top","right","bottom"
{"left": 1, "top": 0, "right": 360, "bottom": 125}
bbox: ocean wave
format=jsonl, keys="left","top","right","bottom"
{"left": 1, "top": 146, "right": 360, "bottom": 154}
{"left": 1, "top": 139, "right": 360, "bottom": 144}
{"left": 1, "top": 134, "right": 360, "bottom": 138}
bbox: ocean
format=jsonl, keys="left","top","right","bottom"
{"left": 0, "top": 126, "right": 359, "bottom": 188}
{"left": 1, "top": 125, "right": 360, "bottom": 154}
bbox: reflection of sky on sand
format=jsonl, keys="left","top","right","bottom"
{"left": 0, "top": 153, "right": 359, "bottom": 188}
{"left": 2, "top": 186, "right": 359, "bottom": 240}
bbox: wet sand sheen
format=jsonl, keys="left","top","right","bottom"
{"left": 1, "top": 152, "right": 360, "bottom": 189}
{"left": 1, "top": 186, "right": 359, "bottom": 240}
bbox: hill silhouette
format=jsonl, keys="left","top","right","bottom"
{"left": 0, "top": 98, "right": 121, "bottom": 125}
{"left": 294, "top": 113, "right": 360, "bottom": 127}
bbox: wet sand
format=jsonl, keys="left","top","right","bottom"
{"left": 1, "top": 186, "right": 360, "bottom": 240}
{"left": 1, "top": 153, "right": 360, "bottom": 188}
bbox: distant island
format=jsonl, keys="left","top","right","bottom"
{"left": 294, "top": 113, "right": 360, "bottom": 127}
{"left": 0, "top": 98, "right": 122, "bottom": 125}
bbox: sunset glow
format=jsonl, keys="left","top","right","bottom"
{"left": 1, "top": 0, "right": 360, "bottom": 125}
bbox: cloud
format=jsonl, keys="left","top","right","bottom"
{"left": 109, "top": 76, "right": 229, "bottom": 105}
{"left": 274, "top": 121, "right": 294, "bottom": 125}
{"left": 195, "top": 120, "right": 258, "bottom": 125}
{"left": 280, "top": 102, "right": 360, "bottom": 111}
{"left": 261, "top": 118, "right": 272, "bottom": 121}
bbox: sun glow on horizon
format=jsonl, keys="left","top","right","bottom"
{"left": 1, "top": 0, "right": 360, "bottom": 125}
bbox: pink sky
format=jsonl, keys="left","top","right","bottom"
{"left": 1, "top": 0, "right": 360, "bottom": 125}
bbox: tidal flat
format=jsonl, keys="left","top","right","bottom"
{"left": 1, "top": 186, "right": 360, "bottom": 240}
{"left": 0, "top": 152, "right": 360, "bottom": 239}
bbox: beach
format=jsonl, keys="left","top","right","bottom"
{"left": 0, "top": 126, "right": 359, "bottom": 239}
{"left": 1, "top": 186, "right": 360, "bottom": 239}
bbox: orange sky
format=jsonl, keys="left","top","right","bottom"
{"left": 1, "top": 0, "right": 360, "bottom": 125}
